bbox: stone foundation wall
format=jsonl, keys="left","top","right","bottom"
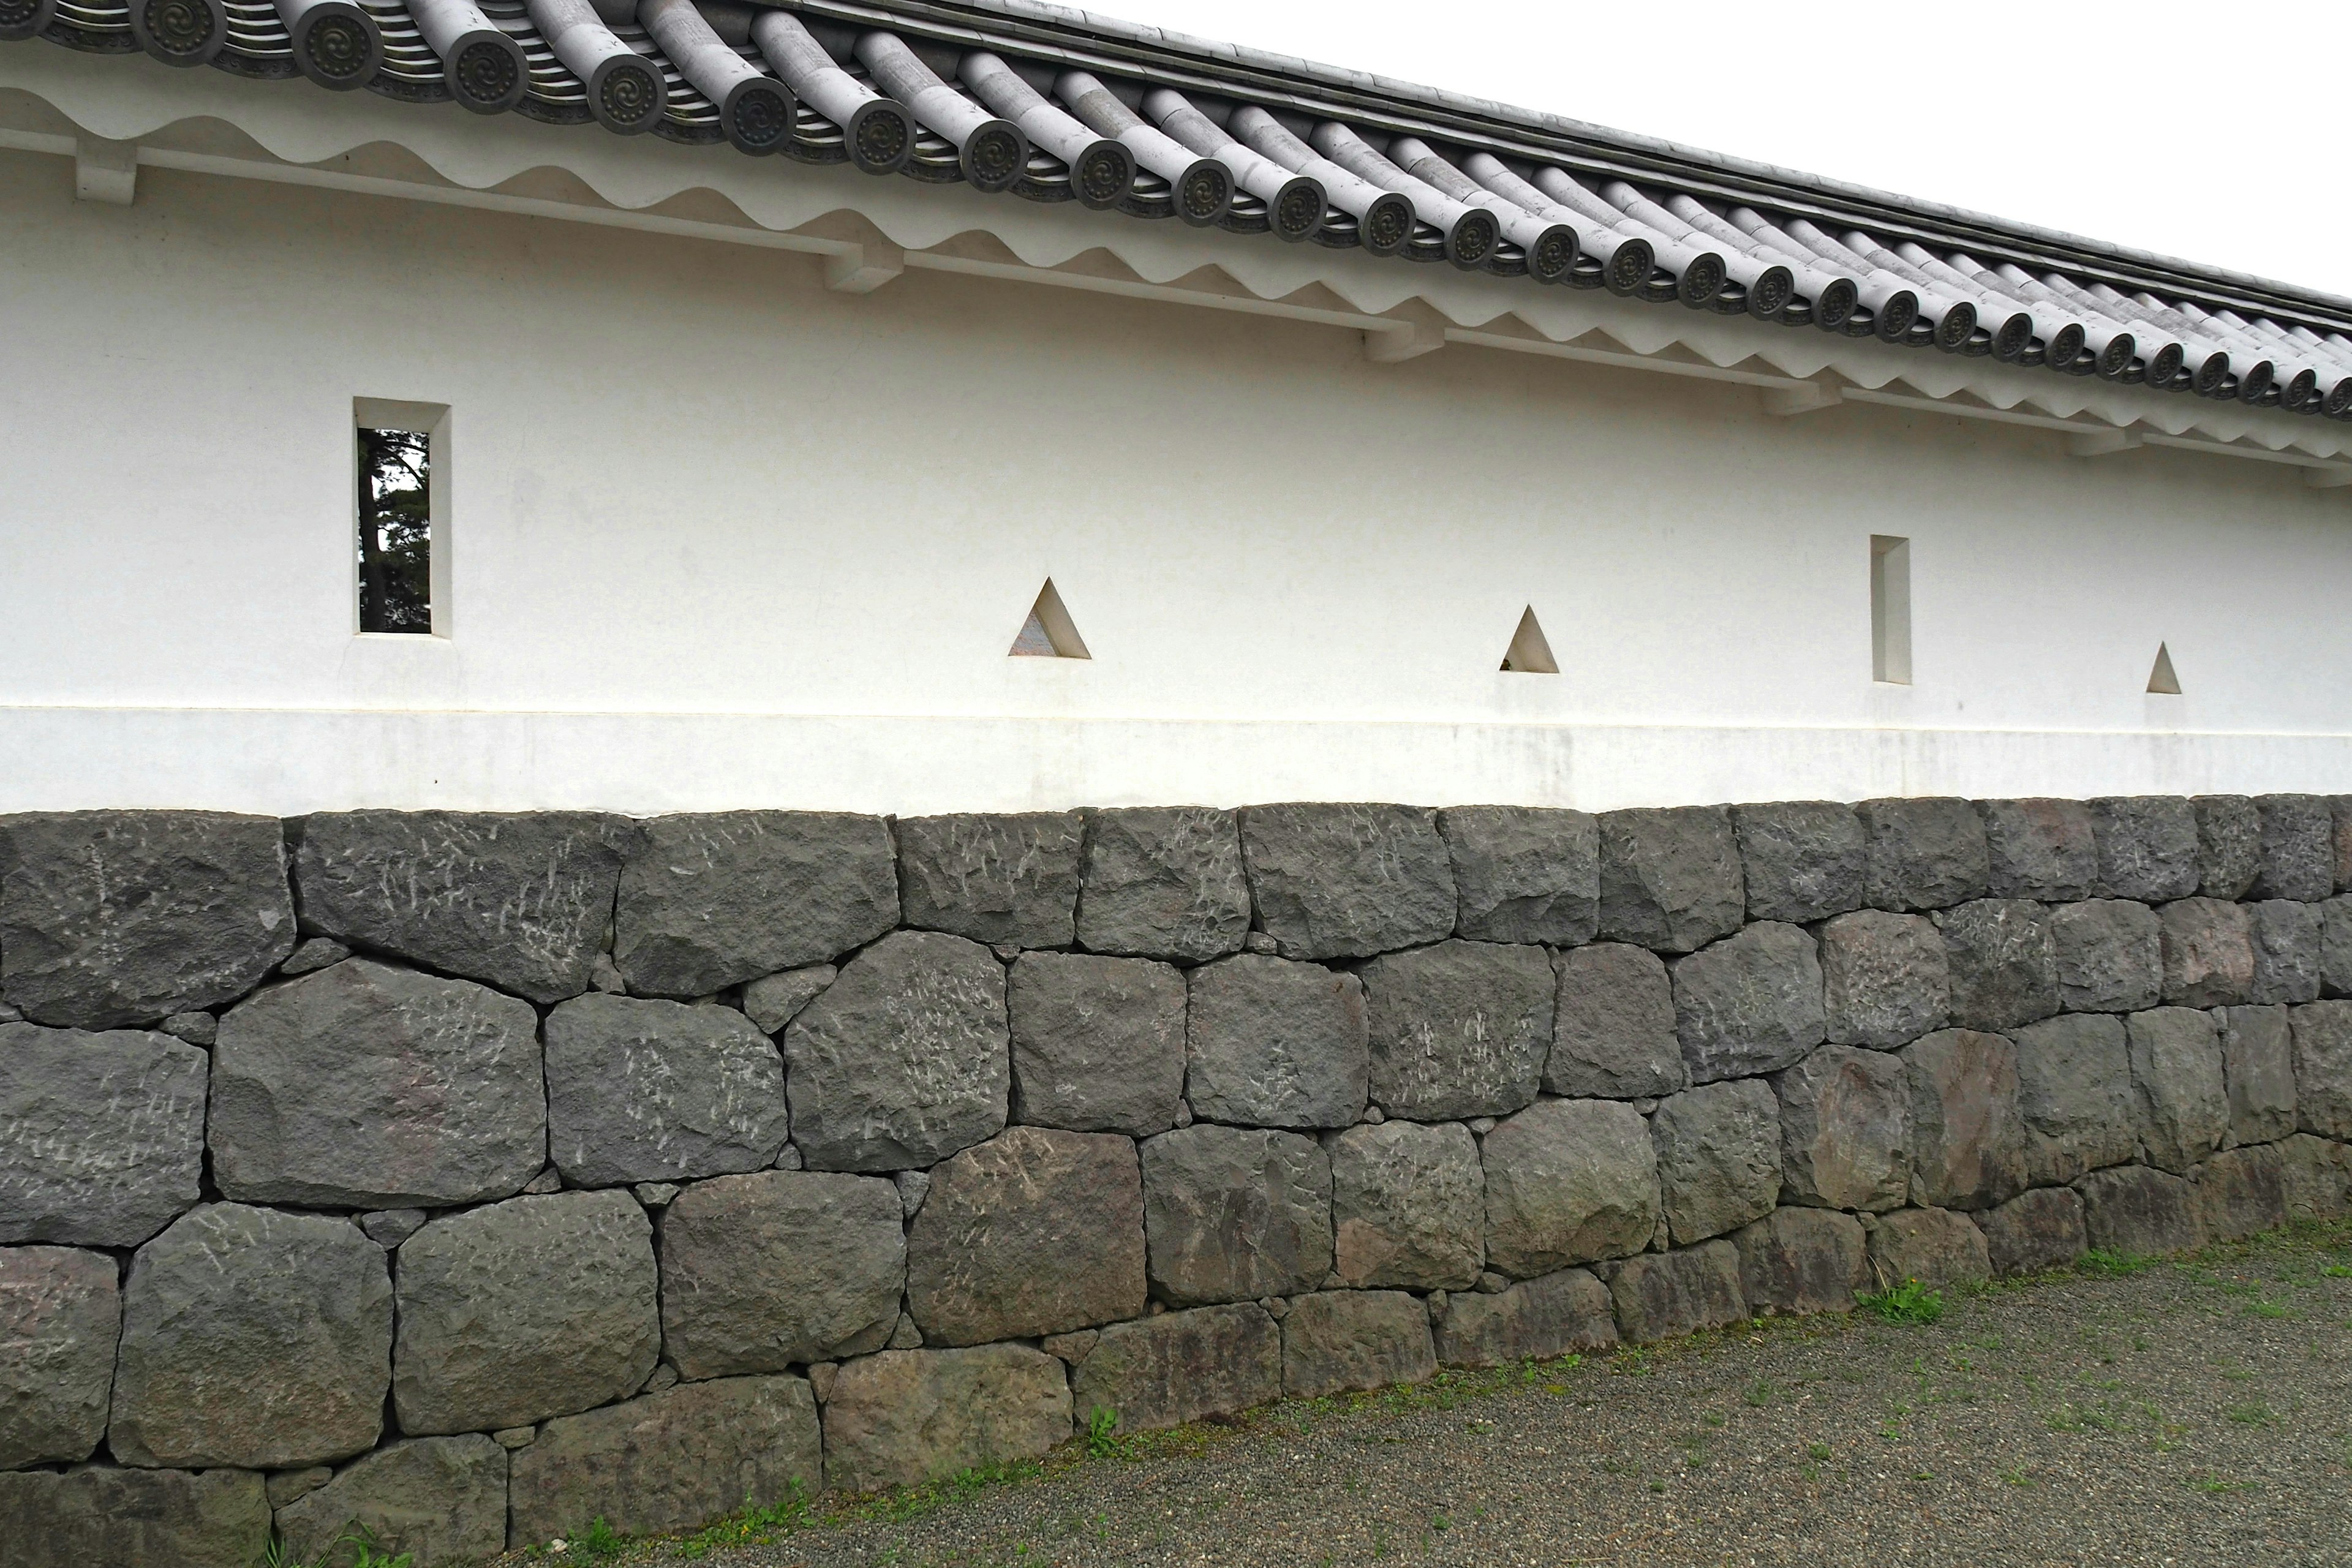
{"left": 6, "top": 796, "right": 2352, "bottom": 1567}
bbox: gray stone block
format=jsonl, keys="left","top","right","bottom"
{"left": 2160, "top": 897, "right": 2255, "bottom": 1007}
{"left": 2087, "top": 796, "right": 2199, "bottom": 902}
{"left": 1652, "top": 1079, "right": 1782, "bottom": 1245}
{"left": 1772, "top": 1046, "right": 1911, "bottom": 1213}
{"left": 1977, "top": 1187, "right": 2087, "bottom": 1276}
{"left": 1820, "top": 910, "right": 1948, "bottom": 1049}
{"left": 895, "top": 812, "right": 1085, "bottom": 950}
{"left": 1074, "top": 807, "right": 1250, "bottom": 963}
{"left": 2217, "top": 1006, "right": 2299, "bottom": 1148}
{"left": 2049, "top": 899, "right": 2162, "bottom": 1014}
{"left": 1009, "top": 952, "right": 1186, "bottom": 1136}
{"left": 1480, "top": 1098, "right": 1659, "bottom": 1277}
{"left": 0, "top": 1245, "right": 118, "bottom": 1469}
{"left": 1856, "top": 797, "right": 1989, "bottom": 912}
{"left": 1609, "top": 1240, "right": 1745, "bottom": 1343}
{"left": 2336, "top": 797, "right": 2352, "bottom": 893}
{"left": 1140, "top": 1125, "right": 1332, "bottom": 1305}
{"left": 209, "top": 959, "right": 545, "bottom": 1209}
{"left": 2191, "top": 796, "right": 2263, "bottom": 900}
{"left": 1434, "top": 1267, "right": 1616, "bottom": 1366}
{"left": 2076, "top": 1164, "right": 2206, "bottom": 1256}
{"left": 393, "top": 1191, "right": 658, "bottom": 1436}
{"left": 1328, "top": 1120, "right": 1483, "bottom": 1291}
{"left": 1936, "top": 899, "right": 2059, "bottom": 1033}
{"left": 2197, "top": 1144, "right": 2286, "bottom": 1243}
{"left": 274, "top": 1434, "right": 507, "bottom": 1568}
{"left": 741, "top": 965, "right": 835, "bottom": 1035}
{"left": 1361, "top": 940, "right": 1551, "bottom": 1120}
{"left": 1596, "top": 806, "right": 1745, "bottom": 954}
{"left": 821, "top": 1346, "right": 1069, "bottom": 1493}
{"left": 1436, "top": 805, "right": 1599, "bottom": 945}
{"left": 2324, "top": 895, "right": 2352, "bottom": 998}
{"left": 1733, "top": 1206, "right": 1866, "bottom": 1316}
{"left": 614, "top": 812, "right": 898, "bottom": 997}
{"left": 2280, "top": 1133, "right": 2351, "bottom": 1221}
{"left": 290, "top": 810, "right": 632, "bottom": 1003}
{"left": 1238, "top": 804, "right": 1456, "bottom": 961}
{"left": 1977, "top": 799, "right": 2098, "bottom": 902}
{"left": 1183, "top": 955, "right": 1367, "bottom": 1131}
{"left": 1899, "top": 1029, "right": 2026, "bottom": 1210}
{"left": 545, "top": 994, "right": 788, "bottom": 1186}
{"left": 2127, "top": 1007, "right": 2229, "bottom": 1174}
{"left": 0, "top": 1023, "right": 205, "bottom": 1248}
{"left": 1070, "top": 1303, "right": 1282, "bottom": 1434}
{"left": 0, "top": 1465, "right": 271, "bottom": 1568}
{"left": 783, "top": 930, "right": 1009, "bottom": 1172}
{"left": 1547, "top": 943, "right": 1685, "bottom": 1099}
{"left": 1670, "top": 922, "right": 1826, "bottom": 1085}
{"left": 1866, "top": 1207, "right": 1989, "bottom": 1290}
{"left": 110, "top": 1205, "right": 388, "bottom": 1470}
{"left": 2247, "top": 900, "right": 2323, "bottom": 1005}
{"left": 2253, "top": 794, "right": 2335, "bottom": 901}
{"left": 2011, "top": 1013, "right": 2135, "bottom": 1186}
{"left": 1730, "top": 801, "right": 1865, "bottom": 925}
{"left": 2292, "top": 1000, "right": 2352, "bottom": 1138}
{"left": 1281, "top": 1290, "right": 1436, "bottom": 1398}
{"left": 658, "top": 1170, "right": 905, "bottom": 1379}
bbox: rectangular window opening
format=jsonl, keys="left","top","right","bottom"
{"left": 354, "top": 399, "right": 449, "bottom": 636}
{"left": 1871, "top": 534, "right": 1911, "bottom": 685}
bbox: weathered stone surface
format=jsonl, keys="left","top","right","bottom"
{"left": 290, "top": 810, "right": 632, "bottom": 1003}
{"left": 741, "top": 965, "right": 835, "bottom": 1035}
{"left": 1328, "top": 1121, "right": 1483, "bottom": 1290}
{"left": 545, "top": 993, "right": 788, "bottom": 1186}
{"left": 1977, "top": 1187, "right": 2087, "bottom": 1276}
{"left": 895, "top": 812, "right": 1085, "bottom": 949}
{"left": 2191, "top": 796, "right": 2262, "bottom": 900}
{"left": 1071, "top": 1303, "right": 1281, "bottom": 1433}
{"left": 2127, "top": 1007, "right": 2229, "bottom": 1174}
{"left": 274, "top": 1435, "right": 507, "bottom": 1568}
{"left": 1074, "top": 807, "right": 1250, "bottom": 963}
{"left": 2049, "top": 900, "right": 2162, "bottom": 1014}
{"left": 614, "top": 812, "right": 898, "bottom": 997}
{"left": 1437, "top": 806, "right": 1599, "bottom": 946}
{"left": 1140, "top": 1125, "right": 1332, "bottom": 1304}
{"left": 1238, "top": 804, "right": 1456, "bottom": 961}
{"left": 1670, "top": 922, "right": 1826, "bottom": 1085}
{"left": 0, "top": 811, "right": 295, "bottom": 1030}
{"left": 2087, "top": 796, "right": 2200, "bottom": 902}
{"left": 1008, "top": 952, "right": 1185, "bottom": 1136}
{"left": 393, "top": 1191, "right": 658, "bottom": 1435}
{"left": 281, "top": 938, "right": 348, "bottom": 976}
{"left": 1435, "top": 1267, "right": 1616, "bottom": 1366}
{"left": 1480, "top": 1098, "right": 1659, "bottom": 1277}
{"left": 2011, "top": 1013, "right": 2135, "bottom": 1186}
{"left": 1547, "top": 943, "right": 1685, "bottom": 1099}
{"left": 2216, "top": 1006, "right": 2298, "bottom": 1147}
{"left": 783, "top": 931, "right": 1009, "bottom": 1172}
{"left": 1866, "top": 1207, "right": 1989, "bottom": 1289}
{"left": 1730, "top": 801, "right": 1865, "bottom": 925}
{"left": 2325, "top": 895, "right": 2352, "bottom": 998}
{"left": 1733, "top": 1206, "right": 1865, "bottom": 1316}
{"left": 0, "top": 1023, "right": 205, "bottom": 1247}
{"left": 1899, "top": 1029, "right": 2026, "bottom": 1210}
{"left": 822, "top": 1346, "right": 1069, "bottom": 1493}
{"left": 1936, "top": 899, "right": 2059, "bottom": 1032}
{"left": 1281, "top": 1290, "right": 1436, "bottom": 1398}
{"left": 1856, "top": 797, "right": 1989, "bottom": 912}
{"left": 0, "top": 1245, "right": 118, "bottom": 1468}
{"left": 1820, "top": 910, "right": 1948, "bottom": 1049}
{"left": 2247, "top": 900, "right": 2323, "bottom": 1006}
{"left": 1977, "top": 799, "right": 2098, "bottom": 902}
{"left": 2292, "top": 1000, "right": 2352, "bottom": 1137}
{"left": 2197, "top": 1144, "right": 2286, "bottom": 1242}
{"left": 2077, "top": 1164, "right": 2206, "bottom": 1256}
{"left": 658, "top": 1170, "right": 905, "bottom": 1379}
{"left": 2280, "top": 1133, "right": 2352, "bottom": 1221}
{"left": 2160, "top": 897, "right": 2255, "bottom": 1006}
{"left": 1772, "top": 1046, "right": 1911, "bottom": 1213}
{"left": 1596, "top": 807, "right": 1745, "bottom": 954}
{"left": 511, "top": 1374, "right": 820, "bottom": 1544}
{"left": 1652, "top": 1079, "right": 1782, "bottom": 1245}
{"left": 2253, "top": 794, "right": 2335, "bottom": 901}
{"left": 1184, "top": 955, "right": 1367, "bottom": 1130}
{"left": 1609, "top": 1241, "right": 1745, "bottom": 1343}
{"left": 1360, "top": 941, "right": 1551, "bottom": 1120}
{"left": 110, "top": 1204, "right": 388, "bottom": 1469}
{"left": 0, "top": 1465, "right": 271, "bottom": 1568}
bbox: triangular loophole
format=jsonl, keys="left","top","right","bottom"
{"left": 2147, "top": 642, "right": 2181, "bottom": 695}
{"left": 1500, "top": 606, "right": 1558, "bottom": 674}
{"left": 1009, "top": 579, "right": 1090, "bottom": 659}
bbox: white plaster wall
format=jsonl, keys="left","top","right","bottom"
{"left": 2, "top": 145, "right": 2350, "bottom": 813}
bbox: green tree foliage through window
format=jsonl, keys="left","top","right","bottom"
{"left": 357, "top": 428, "right": 432, "bottom": 633}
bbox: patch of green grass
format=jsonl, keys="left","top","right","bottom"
{"left": 2321, "top": 1264, "right": 2351, "bottom": 1278}
{"left": 262, "top": 1524, "right": 415, "bottom": 1568}
{"left": 2225, "top": 1401, "right": 2277, "bottom": 1427}
{"left": 676, "top": 1483, "right": 816, "bottom": 1558}
{"left": 1806, "top": 1442, "right": 1831, "bottom": 1461}
{"left": 2000, "top": 1467, "right": 2032, "bottom": 1487}
{"left": 2246, "top": 1300, "right": 2290, "bottom": 1319}
{"left": 1858, "top": 1279, "right": 1945, "bottom": 1325}
{"left": 2078, "top": 1249, "right": 2152, "bottom": 1278}
{"left": 1085, "top": 1406, "right": 1125, "bottom": 1459}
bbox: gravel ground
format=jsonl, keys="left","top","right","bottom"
{"left": 507, "top": 1221, "right": 2352, "bottom": 1568}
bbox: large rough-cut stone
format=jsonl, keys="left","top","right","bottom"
{"left": 0, "top": 811, "right": 294, "bottom": 1030}
{"left": 1596, "top": 807, "right": 1744, "bottom": 954}
{"left": 511, "top": 1375, "right": 820, "bottom": 1544}
{"left": 742, "top": 964, "right": 835, "bottom": 1035}
{"left": 1899, "top": 1029, "right": 2026, "bottom": 1210}
{"left": 1183, "top": 955, "right": 1367, "bottom": 1130}
{"left": 1281, "top": 1290, "right": 1436, "bottom": 1398}
{"left": 274, "top": 1435, "right": 507, "bottom": 1568}
{"left": 2192, "top": 796, "right": 2263, "bottom": 900}
{"left": 1434, "top": 1267, "right": 1618, "bottom": 1366}
{"left": 1547, "top": 943, "right": 1685, "bottom": 1099}
{"left": 2077, "top": 1164, "right": 2206, "bottom": 1256}
{"left": 0, "top": 1023, "right": 205, "bottom": 1247}
{"left": 1008, "top": 952, "right": 1185, "bottom": 1136}
{"left": 821, "top": 1346, "right": 1069, "bottom": 1493}
{"left": 1733, "top": 1207, "right": 1865, "bottom": 1316}
{"left": 895, "top": 812, "right": 1085, "bottom": 950}
{"left": 658, "top": 1170, "right": 905, "bottom": 1379}
{"left": 1480, "top": 1098, "right": 1659, "bottom": 1276}
{"left": 393, "top": 1191, "right": 658, "bottom": 1435}
{"left": 908, "top": 1127, "right": 1146, "bottom": 1346}
{"left": 1651, "top": 1079, "right": 1781, "bottom": 1245}
{"left": 1772, "top": 1047, "right": 1911, "bottom": 1213}
{"left": 209, "top": 959, "right": 545, "bottom": 1208}
{"left": 1436, "top": 805, "right": 1599, "bottom": 945}
{"left": 2011, "top": 1014, "right": 2135, "bottom": 1185}
{"left": 1866, "top": 1207, "right": 1989, "bottom": 1290}
{"left": 2280, "top": 1133, "right": 2352, "bottom": 1221}
{"left": 1936, "top": 899, "right": 2059, "bottom": 1033}
{"left": 110, "top": 1204, "right": 388, "bottom": 1469}
{"left": 544, "top": 993, "right": 788, "bottom": 1186}
{"left": 290, "top": 810, "right": 631, "bottom": 1003}
{"left": 1610, "top": 1241, "right": 1745, "bottom": 1343}
{"left": 1328, "top": 1121, "right": 1483, "bottom": 1290}
{"left": 1074, "top": 807, "right": 1250, "bottom": 963}
{"left": 1140, "top": 1125, "right": 1332, "bottom": 1305}
{"left": 1977, "top": 799, "right": 2098, "bottom": 902}
{"left": 2335, "top": 796, "right": 2352, "bottom": 893}
{"left": 2049, "top": 900, "right": 2162, "bottom": 1013}
{"left": 2247, "top": 900, "right": 2323, "bottom": 1006}
{"left": 1977, "top": 1187, "right": 2088, "bottom": 1276}
{"left": 2320, "top": 895, "right": 2352, "bottom": 997}
{"left": 0, "top": 1245, "right": 118, "bottom": 1468}
{"left": 1820, "top": 910, "right": 1948, "bottom": 1049}
{"left": 1856, "top": 797, "right": 1989, "bottom": 912}
{"left": 613, "top": 811, "right": 898, "bottom": 997}
{"left": 1730, "top": 801, "right": 1864, "bottom": 925}
{"left": 783, "top": 931, "right": 1009, "bottom": 1172}
{"left": 2087, "top": 796, "right": 2199, "bottom": 902}
{"left": 1238, "top": 804, "right": 1457, "bottom": 961}
{"left": 1069, "top": 1303, "right": 1281, "bottom": 1433}
{"left": 2160, "top": 897, "right": 2255, "bottom": 1006}
{"left": 2197, "top": 1144, "right": 2286, "bottom": 1242}
{"left": 1360, "top": 940, "right": 1551, "bottom": 1120}
{"left": 2253, "top": 794, "right": 2335, "bottom": 901}
{"left": 2127, "top": 1007, "right": 2229, "bottom": 1174}
{"left": 1670, "top": 922, "right": 1826, "bottom": 1085}
{"left": 2216, "top": 1006, "right": 2299, "bottom": 1147}
{"left": 2292, "top": 1000, "right": 2352, "bottom": 1137}
{"left": 0, "top": 1465, "right": 271, "bottom": 1568}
